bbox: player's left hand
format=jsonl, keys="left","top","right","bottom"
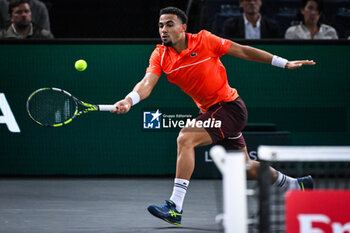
{"left": 286, "top": 60, "right": 316, "bottom": 69}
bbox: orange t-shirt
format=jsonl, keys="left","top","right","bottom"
{"left": 146, "top": 30, "right": 239, "bottom": 112}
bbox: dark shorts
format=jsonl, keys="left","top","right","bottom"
{"left": 196, "top": 97, "right": 248, "bottom": 150}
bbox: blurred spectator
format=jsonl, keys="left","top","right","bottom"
{"left": 222, "top": 0, "right": 281, "bottom": 39}
{"left": 285, "top": 0, "right": 338, "bottom": 39}
{"left": 0, "top": 0, "right": 50, "bottom": 30}
{"left": 0, "top": 0, "right": 53, "bottom": 39}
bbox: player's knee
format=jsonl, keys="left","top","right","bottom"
{"left": 177, "top": 132, "right": 194, "bottom": 148}
{"left": 246, "top": 161, "right": 259, "bottom": 179}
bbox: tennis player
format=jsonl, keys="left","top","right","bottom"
{"left": 112, "top": 7, "right": 315, "bottom": 225}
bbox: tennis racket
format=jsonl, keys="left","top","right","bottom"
{"left": 26, "top": 87, "right": 116, "bottom": 127}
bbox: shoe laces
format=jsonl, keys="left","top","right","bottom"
{"left": 163, "top": 200, "right": 176, "bottom": 209}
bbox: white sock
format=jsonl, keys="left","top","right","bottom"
{"left": 272, "top": 171, "right": 300, "bottom": 191}
{"left": 170, "top": 178, "right": 189, "bottom": 212}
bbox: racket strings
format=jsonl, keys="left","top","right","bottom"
{"left": 27, "top": 90, "right": 77, "bottom": 126}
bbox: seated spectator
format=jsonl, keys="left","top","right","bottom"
{"left": 0, "top": 0, "right": 51, "bottom": 30}
{"left": 222, "top": 0, "right": 281, "bottom": 39}
{"left": 285, "top": 0, "right": 338, "bottom": 39}
{"left": 0, "top": 0, "right": 53, "bottom": 39}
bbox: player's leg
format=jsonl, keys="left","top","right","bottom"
{"left": 175, "top": 127, "right": 212, "bottom": 180}
{"left": 218, "top": 138, "right": 313, "bottom": 191}
{"left": 240, "top": 146, "right": 278, "bottom": 181}
{"left": 246, "top": 152, "right": 313, "bottom": 191}
{"left": 147, "top": 126, "right": 212, "bottom": 225}
{"left": 211, "top": 97, "right": 314, "bottom": 191}
{"left": 152, "top": 99, "right": 246, "bottom": 221}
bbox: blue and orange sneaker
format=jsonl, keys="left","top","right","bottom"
{"left": 297, "top": 176, "right": 314, "bottom": 190}
{"left": 147, "top": 200, "right": 183, "bottom": 225}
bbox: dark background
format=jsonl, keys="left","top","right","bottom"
{"left": 47, "top": 0, "right": 188, "bottom": 38}
{"left": 42, "top": 0, "right": 350, "bottom": 38}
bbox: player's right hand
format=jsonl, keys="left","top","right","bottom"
{"left": 111, "top": 99, "right": 132, "bottom": 114}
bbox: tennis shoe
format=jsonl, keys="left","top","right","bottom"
{"left": 147, "top": 200, "right": 182, "bottom": 225}
{"left": 297, "top": 176, "right": 314, "bottom": 190}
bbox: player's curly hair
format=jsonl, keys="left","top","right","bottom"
{"left": 160, "top": 7, "right": 188, "bottom": 24}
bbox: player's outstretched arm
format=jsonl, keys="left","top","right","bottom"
{"left": 112, "top": 72, "right": 160, "bottom": 114}
{"left": 226, "top": 41, "right": 315, "bottom": 69}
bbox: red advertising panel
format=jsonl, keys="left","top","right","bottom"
{"left": 286, "top": 191, "right": 350, "bottom": 233}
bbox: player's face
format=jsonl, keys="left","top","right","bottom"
{"left": 240, "top": 0, "right": 262, "bottom": 15}
{"left": 159, "top": 14, "right": 186, "bottom": 47}
{"left": 301, "top": 0, "right": 320, "bottom": 25}
{"left": 10, "top": 3, "right": 32, "bottom": 28}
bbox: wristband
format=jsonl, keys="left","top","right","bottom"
{"left": 271, "top": 55, "right": 288, "bottom": 68}
{"left": 126, "top": 91, "right": 140, "bottom": 106}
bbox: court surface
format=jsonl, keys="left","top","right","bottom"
{"left": 0, "top": 178, "right": 228, "bottom": 233}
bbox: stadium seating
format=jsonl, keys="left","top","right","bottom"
{"left": 196, "top": 0, "right": 350, "bottom": 38}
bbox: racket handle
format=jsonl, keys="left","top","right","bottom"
{"left": 98, "top": 105, "right": 117, "bottom": 111}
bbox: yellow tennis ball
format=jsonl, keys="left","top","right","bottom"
{"left": 75, "top": 59, "right": 87, "bottom": 71}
